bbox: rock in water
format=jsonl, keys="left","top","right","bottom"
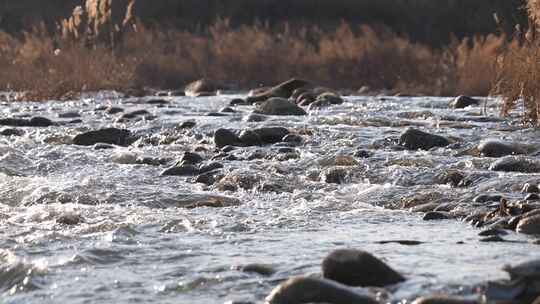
{"left": 265, "top": 276, "right": 379, "bottom": 304}
{"left": 247, "top": 78, "right": 310, "bottom": 103}
{"left": 450, "top": 95, "right": 480, "bottom": 109}
{"left": 184, "top": 78, "right": 222, "bottom": 97}
{"left": 73, "top": 128, "right": 133, "bottom": 146}
{"left": 214, "top": 128, "right": 242, "bottom": 148}
{"left": 322, "top": 249, "right": 405, "bottom": 287}
{"left": 254, "top": 98, "right": 307, "bottom": 116}
{"left": 412, "top": 296, "right": 480, "bottom": 304}
{"left": 399, "top": 128, "right": 450, "bottom": 150}
{"left": 477, "top": 140, "right": 525, "bottom": 157}
{"left": 516, "top": 214, "right": 540, "bottom": 235}
{"left": 489, "top": 156, "right": 540, "bottom": 173}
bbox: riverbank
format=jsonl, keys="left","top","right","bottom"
{"left": 0, "top": 21, "right": 508, "bottom": 101}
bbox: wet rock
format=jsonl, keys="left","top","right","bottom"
{"left": 410, "top": 202, "right": 440, "bottom": 213}
{"left": 516, "top": 214, "right": 540, "bottom": 234}
{"left": 526, "top": 193, "right": 540, "bottom": 201}
{"left": 412, "top": 296, "right": 479, "bottom": 304}
{"left": 93, "top": 143, "right": 115, "bottom": 150}
{"left": 322, "top": 167, "right": 349, "bottom": 184}
{"left": 436, "top": 170, "right": 464, "bottom": 187}
{"left": 178, "top": 121, "right": 196, "bottom": 129}
{"left": 296, "top": 92, "right": 316, "bottom": 106}
{"left": 180, "top": 152, "right": 203, "bottom": 165}
{"left": 73, "top": 128, "right": 133, "bottom": 146}
{"left": 423, "top": 211, "right": 450, "bottom": 220}
{"left": 172, "top": 194, "right": 241, "bottom": 208}
{"left": 354, "top": 150, "right": 371, "bottom": 158}
{"left": 195, "top": 169, "right": 224, "bottom": 185}
{"left": 0, "top": 117, "right": 54, "bottom": 127}
{"left": 473, "top": 194, "right": 503, "bottom": 204}
{"left": 399, "top": 128, "right": 450, "bottom": 150}
{"left": 282, "top": 134, "right": 304, "bottom": 145}
{"left": 252, "top": 127, "right": 289, "bottom": 144}
{"left": 237, "top": 263, "right": 276, "bottom": 276}
{"left": 322, "top": 249, "right": 405, "bottom": 287}
{"left": 199, "top": 162, "right": 224, "bottom": 174}
{"left": 477, "top": 140, "right": 525, "bottom": 157}
{"left": 317, "top": 92, "right": 344, "bottom": 105}
{"left": 0, "top": 128, "right": 24, "bottom": 136}
{"left": 247, "top": 78, "right": 310, "bottom": 103}
{"left": 135, "top": 156, "right": 167, "bottom": 166}
{"left": 480, "top": 235, "right": 506, "bottom": 242}
{"left": 523, "top": 183, "right": 540, "bottom": 193}
{"left": 265, "top": 276, "right": 378, "bottom": 304}
{"left": 160, "top": 164, "right": 199, "bottom": 176}
{"left": 239, "top": 130, "right": 262, "bottom": 146}
{"left": 214, "top": 128, "right": 242, "bottom": 148}
{"left": 220, "top": 107, "right": 235, "bottom": 113}
{"left": 478, "top": 228, "right": 508, "bottom": 236}
{"left": 243, "top": 113, "right": 267, "bottom": 122}
{"left": 56, "top": 213, "right": 84, "bottom": 225}
{"left": 450, "top": 95, "right": 480, "bottom": 109}
{"left": 105, "top": 106, "right": 124, "bottom": 114}
{"left": 254, "top": 98, "right": 307, "bottom": 116}
{"left": 118, "top": 109, "right": 151, "bottom": 121}
{"left": 376, "top": 240, "right": 424, "bottom": 245}
{"left": 146, "top": 99, "right": 168, "bottom": 105}
{"left": 489, "top": 156, "right": 540, "bottom": 173}
{"left": 58, "top": 111, "right": 80, "bottom": 118}
{"left": 230, "top": 98, "right": 249, "bottom": 106}
{"left": 184, "top": 78, "right": 222, "bottom": 97}
{"left": 221, "top": 145, "right": 236, "bottom": 153}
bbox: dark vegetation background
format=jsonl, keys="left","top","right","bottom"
{"left": 0, "top": 0, "right": 527, "bottom": 45}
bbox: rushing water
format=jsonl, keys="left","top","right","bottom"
{"left": 0, "top": 94, "right": 539, "bottom": 303}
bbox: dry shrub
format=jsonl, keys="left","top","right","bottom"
{"left": 492, "top": 0, "right": 540, "bottom": 125}
{"left": 0, "top": 14, "right": 508, "bottom": 100}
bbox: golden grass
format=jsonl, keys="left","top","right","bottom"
{"left": 0, "top": 0, "right": 509, "bottom": 100}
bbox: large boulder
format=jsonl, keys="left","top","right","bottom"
{"left": 399, "top": 128, "right": 450, "bottom": 150}
{"left": 265, "top": 276, "right": 378, "bottom": 304}
{"left": 322, "top": 249, "right": 405, "bottom": 287}
{"left": 73, "top": 128, "right": 133, "bottom": 146}
{"left": 246, "top": 78, "right": 310, "bottom": 103}
{"left": 254, "top": 98, "right": 307, "bottom": 116}
{"left": 214, "top": 128, "right": 243, "bottom": 148}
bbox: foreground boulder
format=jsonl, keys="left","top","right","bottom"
{"left": 477, "top": 140, "right": 525, "bottom": 157}
{"left": 265, "top": 276, "right": 378, "bottom": 304}
{"left": 450, "top": 95, "right": 480, "bottom": 109}
{"left": 254, "top": 98, "right": 307, "bottom": 116}
{"left": 322, "top": 249, "right": 405, "bottom": 287}
{"left": 73, "top": 128, "right": 133, "bottom": 146}
{"left": 246, "top": 78, "right": 310, "bottom": 103}
{"left": 399, "top": 128, "right": 450, "bottom": 150}
{"left": 489, "top": 156, "right": 540, "bottom": 173}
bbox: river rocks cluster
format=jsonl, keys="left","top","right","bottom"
{"left": 4, "top": 82, "right": 540, "bottom": 303}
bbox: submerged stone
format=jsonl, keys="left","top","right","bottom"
{"left": 73, "top": 128, "right": 133, "bottom": 146}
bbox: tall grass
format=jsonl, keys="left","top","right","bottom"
{"left": 0, "top": 0, "right": 509, "bottom": 100}
{"left": 494, "top": 0, "right": 540, "bottom": 125}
